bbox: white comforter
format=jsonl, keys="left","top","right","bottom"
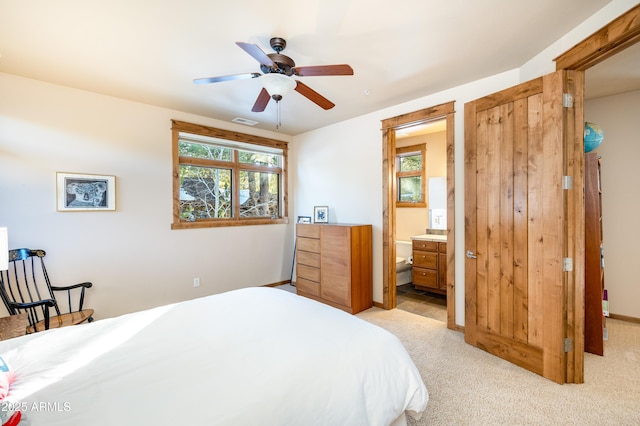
{"left": 0, "top": 287, "right": 427, "bottom": 425}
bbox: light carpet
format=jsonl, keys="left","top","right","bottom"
{"left": 356, "top": 307, "right": 640, "bottom": 425}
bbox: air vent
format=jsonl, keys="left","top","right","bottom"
{"left": 232, "top": 117, "right": 258, "bottom": 126}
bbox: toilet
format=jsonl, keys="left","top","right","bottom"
{"left": 396, "top": 240, "right": 413, "bottom": 285}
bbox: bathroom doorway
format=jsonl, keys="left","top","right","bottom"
{"left": 381, "top": 102, "right": 456, "bottom": 330}
{"left": 395, "top": 120, "right": 448, "bottom": 322}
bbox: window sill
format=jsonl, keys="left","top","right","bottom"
{"left": 171, "top": 217, "right": 289, "bottom": 230}
{"left": 397, "top": 202, "right": 427, "bottom": 208}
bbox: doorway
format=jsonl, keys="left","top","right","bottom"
{"left": 381, "top": 102, "right": 456, "bottom": 330}
{"left": 562, "top": 2, "right": 640, "bottom": 382}
{"left": 395, "top": 120, "right": 448, "bottom": 322}
{"left": 582, "top": 27, "right": 640, "bottom": 327}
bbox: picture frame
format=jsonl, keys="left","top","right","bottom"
{"left": 56, "top": 172, "right": 116, "bottom": 212}
{"left": 313, "top": 206, "right": 329, "bottom": 223}
{"left": 297, "top": 216, "right": 312, "bottom": 224}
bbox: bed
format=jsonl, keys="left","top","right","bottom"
{"left": 0, "top": 287, "right": 428, "bottom": 425}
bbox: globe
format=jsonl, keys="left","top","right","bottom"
{"left": 584, "top": 122, "right": 604, "bottom": 153}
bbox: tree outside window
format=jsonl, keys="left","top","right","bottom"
{"left": 396, "top": 144, "right": 426, "bottom": 208}
{"left": 172, "top": 120, "right": 288, "bottom": 229}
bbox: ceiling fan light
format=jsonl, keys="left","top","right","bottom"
{"left": 261, "top": 73, "right": 296, "bottom": 99}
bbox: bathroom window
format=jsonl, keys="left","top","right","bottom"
{"left": 396, "top": 144, "right": 426, "bottom": 208}
{"left": 171, "top": 120, "right": 289, "bottom": 229}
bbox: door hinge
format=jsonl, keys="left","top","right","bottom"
{"left": 562, "top": 176, "right": 573, "bottom": 190}
{"left": 563, "top": 257, "right": 573, "bottom": 272}
{"left": 563, "top": 93, "right": 574, "bottom": 108}
{"left": 564, "top": 338, "right": 573, "bottom": 353}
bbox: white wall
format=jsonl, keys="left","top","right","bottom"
{"left": 290, "top": 117, "right": 384, "bottom": 289}
{"left": 585, "top": 89, "right": 640, "bottom": 319}
{"left": 0, "top": 73, "right": 294, "bottom": 320}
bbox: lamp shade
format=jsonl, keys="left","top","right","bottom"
{"left": 261, "top": 73, "right": 296, "bottom": 99}
{"left": 0, "top": 228, "right": 7, "bottom": 271}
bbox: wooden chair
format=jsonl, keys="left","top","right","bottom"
{"left": 0, "top": 314, "right": 28, "bottom": 340}
{"left": 0, "top": 248, "right": 94, "bottom": 333}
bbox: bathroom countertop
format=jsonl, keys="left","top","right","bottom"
{"left": 410, "top": 234, "right": 447, "bottom": 242}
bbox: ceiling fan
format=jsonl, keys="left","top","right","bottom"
{"left": 194, "top": 37, "right": 354, "bottom": 112}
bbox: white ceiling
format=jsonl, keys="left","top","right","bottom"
{"left": 0, "top": 0, "right": 619, "bottom": 136}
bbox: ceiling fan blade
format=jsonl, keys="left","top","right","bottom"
{"left": 292, "top": 64, "right": 354, "bottom": 77}
{"left": 194, "top": 73, "right": 261, "bottom": 84}
{"left": 251, "top": 88, "right": 271, "bottom": 112}
{"left": 294, "top": 81, "right": 335, "bottom": 110}
{"left": 236, "top": 42, "right": 275, "bottom": 67}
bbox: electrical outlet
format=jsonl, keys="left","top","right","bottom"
{"left": 193, "top": 277, "right": 200, "bottom": 288}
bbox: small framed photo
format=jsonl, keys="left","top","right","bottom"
{"left": 314, "top": 206, "right": 329, "bottom": 223}
{"left": 297, "top": 216, "right": 312, "bottom": 224}
{"left": 56, "top": 172, "right": 116, "bottom": 211}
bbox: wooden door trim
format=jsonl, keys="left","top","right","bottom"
{"left": 562, "top": 70, "right": 585, "bottom": 383}
{"left": 381, "top": 101, "right": 456, "bottom": 330}
{"left": 554, "top": 4, "right": 640, "bottom": 71}
{"left": 381, "top": 103, "right": 455, "bottom": 130}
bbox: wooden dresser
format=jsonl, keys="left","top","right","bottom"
{"left": 412, "top": 239, "right": 446, "bottom": 295}
{"left": 295, "top": 223, "right": 372, "bottom": 314}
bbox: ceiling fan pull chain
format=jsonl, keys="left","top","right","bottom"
{"left": 276, "top": 101, "right": 282, "bottom": 129}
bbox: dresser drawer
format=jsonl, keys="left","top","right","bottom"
{"left": 297, "top": 250, "right": 320, "bottom": 268}
{"left": 297, "top": 264, "right": 320, "bottom": 282}
{"left": 296, "top": 278, "right": 320, "bottom": 296}
{"left": 413, "top": 240, "right": 438, "bottom": 251}
{"left": 297, "top": 236, "right": 320, "bottom": 253}
{"left": 412, "top": 267, "right": 438, "bottom": 288}
{"left": 412, "top": 251, "right": 437, "bottom": 269}
{"left": 297, "top": 224, "right": 321, "bottom": 238}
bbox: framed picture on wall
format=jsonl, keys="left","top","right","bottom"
{"left": 314, "top": 206, "right": 329, "bottom": 223}
{"left": 56, "top": 172, "right": 116, "bottom": 212}
{"left": 297, "top": 216, "right": 312, "bottom": 224}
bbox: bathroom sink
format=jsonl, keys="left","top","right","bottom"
{"left": 410, "top": 234, "right": 447, "bottom": 242}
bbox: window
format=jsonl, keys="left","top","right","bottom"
{"left": 171, "top": 120, "right": 288, "bottom": 229}
{"left": 396, "top": 144, "right": 426, "bottom": 207}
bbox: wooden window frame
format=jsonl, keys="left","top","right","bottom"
{"left": 171, "top": 120, "right": 289, "bottom": 229}
{"left": 395, "top": 143, "right": 427, "bottom": 208}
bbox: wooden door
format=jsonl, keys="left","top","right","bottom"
{"left": 464, "top": 70, "right": 584, "bottom": 384}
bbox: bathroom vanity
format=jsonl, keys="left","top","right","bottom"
{"left": 410, "top": 234, "right": 447, "bottom": 295}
